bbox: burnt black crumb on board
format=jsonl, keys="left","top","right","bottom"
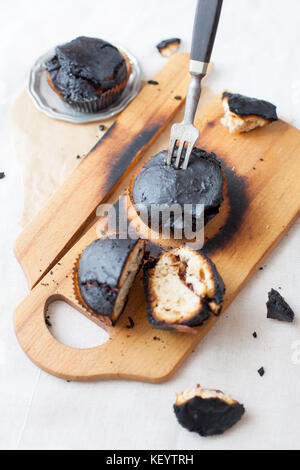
{"left": 258, "top": 367, "right": 265, "bottom": 377}
{"left": 253, "top": 332, "right": 257, "bottom": 338}
{"left": 148, "top": 80, "right": 159, "bottom": 85}
{"left": 0, "top": 172, "right": 5, "bottom": 179}
{"left": 174, "top": 95, "right": 182, "bottom": 100}
{"left": 99, "top": 125, "right": 106, "bottom": 131}
{"left": 267, "top": 289, "right": 295, "bottom": 323}
{"left": 126, "top": 317, "right": 135, "bottom": 329}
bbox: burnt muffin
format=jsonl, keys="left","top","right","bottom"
{"left": 74, "top": 238, "right": 145, "bottom": 326}
{"left": 46, "top": 36, "right": 131, "bottom": 112}
{"left": 156, "top": 38, "right": 181, "bottom": 57}
{"left": 130, "top": 148, "right": 225, "bottom": 234}
{"left": 267, "top": 289, "right": 295, "bottom": 323}
{"left": 143, "top": 246, "right": 225, "bottom": 333}
{"left": 174, "top": 385, "right": 245, "bottom": 437}
{"left": 221, "top": 92, "right": 278, "bottom": 133}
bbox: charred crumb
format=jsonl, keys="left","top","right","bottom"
{"left": 174, "top": 95, "right": 182, "bottom": 100}
{"left": 148, "top": 80, "right": 159, "bottom": 85}
{"left": 258, "top": 367, "right": 265, "bottom": 377}
{"left": 174, "top": 386, "right": 245, "bottom": 437}
{"left": 41, "top": 283, "right": 49, "bottom": 287}
{"left": 0, "top": 172, "right": 5, "bottom": 179}
{"left": 99, "top": 125, "right": 106, "bottom": 131}
{"left": 221, "top": 92, "right": 278, "bottom": 134}
{"left": 153, "top": 336, "right": 160, "bottom": 341}
{"left": 76, "top": 155, "right": 81, "bottom": 159}
{"left": 126, "top": 316, "right": 135, "bottom": 329}
{"left": 45, "top": 316, "right": 52, "bottom": 327}
{"left": 50, "top": 271, "right": 53, "bottom": 275}
{"left": 259, "top": 267, "right": 264, "bottom": 271}
{"left": 156, "top": 38, "right": 181, "bottom": 57}
{"left": 260, "top": 158, "right": 264, "bottom": 161}
{"left": 267, "top": 289, "right": 295, "bottom": 323}
{"left": 253, "top": 332, "right": 257, "bottom": 338}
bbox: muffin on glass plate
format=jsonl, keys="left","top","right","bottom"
{"left": 46, "top": 36, "right": 131, "bottom": 113}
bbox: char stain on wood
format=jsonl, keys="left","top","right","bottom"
{"left": 89, "top": 120, "right": 162, "bottom": 197}
{"left": 88, "top": 122, "right": 117, "bottom": 154}
{"left": 105, "top": 122, "right": 162, "bottom": 190}
{"left": 203, "top": 162, "right": 249, "bottom": 255}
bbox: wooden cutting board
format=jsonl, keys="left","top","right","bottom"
{"left": 14, "top": 55, "right": 300, "bottom": 382}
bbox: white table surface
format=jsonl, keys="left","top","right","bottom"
{"left": 1, "top": 0, "right": 300, "bottom": 451}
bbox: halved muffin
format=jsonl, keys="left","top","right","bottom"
{"left": 143, "top": 246, "right": 225, "bottom": 333}
{"left": 46, "top": 36, "right": 131, "bottom": 112}
{"left": 174, "top": 385, "right": 245, "bottom": 437}
{"left": 74, "top": 238, "right": 145, "bottom": 326}
{"left": 221, "top": 92, "right": 278, "bottom": 133}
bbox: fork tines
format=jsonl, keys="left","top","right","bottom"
{"left": 167, "top": 124, "right": 199, "bottom": 170}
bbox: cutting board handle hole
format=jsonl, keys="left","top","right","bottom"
{"left": 46, "top": 300, "right": 109, "bottom": 349}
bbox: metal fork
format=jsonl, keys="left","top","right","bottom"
{"left": 167, "top": 0, "right": 223, "bottom": 170}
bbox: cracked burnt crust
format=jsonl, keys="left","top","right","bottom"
{"left": 156, "top": 38, "right": 181, "bottom": 57}
{"left": 267, "top": 289, "right": 295, "bottom": 323}
{"left": 143, "top": 246, "right": 225, "bottom": 333}
{"left": 130, "top": 148, "right": 225, "bottom": 232}
{"left": 46, "top": 36, "right": 129, "bottom": 105}
{"left": 221, "top": 92, "right": 278, "bottom": 134}
{"left": 174, "top": 385, "right": 245, "bottom": 437}
{"left": 75, "top": 237, "right": 145, "bottom": 325}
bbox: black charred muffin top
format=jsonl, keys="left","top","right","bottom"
{"left": 132, "top": 149, "right": 224, "bottom": 229}
{"left": 222, "top": 92, "right": 278, "bottom": 121}
{"left": 267, "top": 289, "right": 295, "bottom": 323}
{"left": 46, "top": 36, "right": 128, "bottom": 103}
{"left": 174, "top": 387, "right": 245, "bottom": 437}
{"left": 77, "top": 238, "right": 142, "bottom": 318}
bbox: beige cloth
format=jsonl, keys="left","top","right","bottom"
{"left": 10, "top": 86, "right": 216, "bottom": 227}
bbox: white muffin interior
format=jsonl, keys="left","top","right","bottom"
{"left": 150, "top": 246, "right": 216, "bottom": 323}
{"left": 112, "top": 240, "right": 145, "bottom": 322}
{"left": 221, "top": 96, "right": 268, "bottom": 133}
{"left": 176, "top": 385, "right": 237, "bottom": 406}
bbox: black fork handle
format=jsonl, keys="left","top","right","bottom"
{"left": 190, "top": 0, "right": 223, "bottom": 64}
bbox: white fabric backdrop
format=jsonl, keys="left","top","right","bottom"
{"left": 0, "top": 0, "right": 300, "bottom": 450}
